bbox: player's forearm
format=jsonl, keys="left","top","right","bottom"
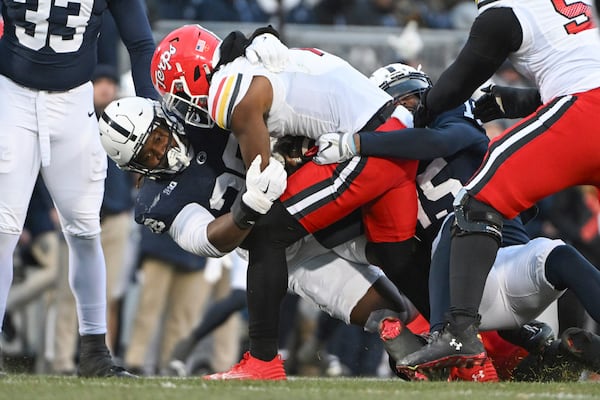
{"left": 236, "top": 130, "right": 272, "bottom": 169}
{"left": 230, "top": 76, "right": 274, "bottom": 169}
{"left": 206, "top": 214, "right": 253, "bottom": 253}
{"left": 110, "top": 0, "right": 158, "bottom": 99}
{"left": 427, "top": 8, "right": 522, "bottom": 116}
{"left": 358, "top": 124, "right": 483, "bottom": 160}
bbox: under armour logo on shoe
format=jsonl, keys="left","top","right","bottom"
{"left": 472, "top": 370, "right": 485, "bottom": 382}
{"left": 449, "top": 338, "right": 463, "bottom": 351}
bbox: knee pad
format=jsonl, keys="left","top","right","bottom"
{"left": 452, "top": 189, "right": 503, "bottom": 244}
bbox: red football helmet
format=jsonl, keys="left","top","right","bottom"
{"left": 151, "top": 24, "right": 222, "bottom": 128}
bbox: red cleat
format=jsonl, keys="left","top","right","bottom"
{"left": 449, "top": 358, "right": 499, "bottom": 382}
{"left": 203, "top": 352, "right": 287, "bottom": 380}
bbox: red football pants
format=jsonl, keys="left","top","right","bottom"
{"left": 280, "top": 118, "right": 418, "bottom": 243}
{"left": 467, "top": 87, "right": 600, "bottom": 218}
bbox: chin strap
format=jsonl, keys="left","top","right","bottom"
{"left": 166, "top": 133, "right": 192, "bottom": 172}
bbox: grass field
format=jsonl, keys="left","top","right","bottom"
{"left": 0, "top": 376, "right": 598, "bottom": 400}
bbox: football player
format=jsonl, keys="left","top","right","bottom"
{"left": 390, "top": 0, "right": 600, "bottom": 374}
{"left": 100, "top": 95, "right": 600, "bottom": 382}
{"left": 99, "top": 96, "right": 422, "bottom": 380}
{"left": 150, "top": 24, "right": 423, "bottom": 379}
{"left": 314, "top": 62, "right": 600, "bottom": 381}
{"left": 0, "top": 0, "right": 158, "bottom": 377}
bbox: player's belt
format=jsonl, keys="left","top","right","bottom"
{"left": 477, "top": 0, "right": 500, "bottom": 9}
{"left": 359, "top": 101, "right": 395, "bottom": 132}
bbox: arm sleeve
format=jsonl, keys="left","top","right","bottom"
{"left": 109, "top": 0, "right": 159, "bottom": 99}
{"left": 359, "top": 118, "right": 485, "bottom": 160}
{"left": 168, "top": 203, "right": 228, "bottom": 258}
{"left": 426, "top": 7, "right": 522, "bottom": 116}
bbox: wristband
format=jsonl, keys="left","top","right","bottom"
{"left": 231, "top": 191, "right": 262, "bottom": 229}
{"left": 347, "top": 133, "right": 357, "bottom": 155}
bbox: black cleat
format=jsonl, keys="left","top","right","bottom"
{"left": 396, "top": 321, "right": 486, "bottom": 375}
{"left": 512, "top": 339, "right": 584, "bottom": 382}
{"left": 499, "top": 320, "right": 555, "bottom": 355}
{"left": 77, "top": 334, "right": 137, "bottom": 378}
{"left": 365, "top": 310, "right": 427, "bottom": 380}
{"left": 560, "top": 327, "right": 600, "bottom": 373}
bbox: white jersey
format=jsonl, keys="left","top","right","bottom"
{"left": 480, "top": 0, "right": 600, "bottom": 102}
{"left": 208, "top": 48, "right": 392, "bottom": 139}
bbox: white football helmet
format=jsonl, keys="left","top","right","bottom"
{"left": 369, "top": 63, "right": 432, "bottom": 101}
{"left": 98, "top": 97, "right": 193, "bottom": 178}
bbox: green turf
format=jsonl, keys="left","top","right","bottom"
{"left": 0, "top": 376, "right": 598, "bottom": 400}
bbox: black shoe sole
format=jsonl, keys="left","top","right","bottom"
{"left": 397, "top": 352, "right": 487, "bottom": 375}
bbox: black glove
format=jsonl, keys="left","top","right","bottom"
{"left": 213, "top": 26, "right": 283, "bottom": 75}
{"left": 474, "top": 85, "right": 542, "bottom": 122}
{"left": 213, "top": 31, "right": 248, "bottom": 73}
{"left": 272, "top": 135, "right": 316, "bottom": 175}
{"left": 248, "top": 25, "right": 281, "bottom": 42}
{"left": 412, "top": 88, "right": 433, "bottom": 128}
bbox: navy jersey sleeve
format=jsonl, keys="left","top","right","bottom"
{"left": 426, "top": 7, "right": 522, "bottom": 116}
{"left": 134, "top": 179, "right": 189, "bottom": 234}
{"left": 109, "top": 0, "right": 158, "bottom": 99}
{"left": 359, "top": 101, "right": 488, "bottom": 160}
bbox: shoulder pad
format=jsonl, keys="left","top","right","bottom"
{"left": 208, "top": 62, "right": 255, "bottom": 130}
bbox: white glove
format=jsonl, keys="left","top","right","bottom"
{"left": 313, "top": 132, "right": 357, "bottom": 165}
{"left": 242, "top": 155, "right": 288, "bottom": 214}
{"left": 245, "top": 33, "right": 289, "bottom": 72}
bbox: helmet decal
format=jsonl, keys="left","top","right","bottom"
{"left": 154, "top": 43, "right": 178, "bottom": 93}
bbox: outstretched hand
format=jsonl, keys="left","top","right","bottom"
{"left": 313, "top": 132, "right": 357, "bottom": 165}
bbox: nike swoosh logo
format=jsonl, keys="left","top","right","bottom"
{"left": 88, "top": 111, "right": 95, "bottom": 117}
{"left": 262, "top": 182, "right": 270, "bottom": 194}
{"left": 320, "top": 141, "right": 333, "bottom": 153}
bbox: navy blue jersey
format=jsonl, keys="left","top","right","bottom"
{"left": 135, "top": 126, "right": 246, "bottom": 234}
{"left": 359, "top": 100, "right": 530, "bottom": 248}
{"left": 0, "top": 0, "right": 156, "bottom": 96}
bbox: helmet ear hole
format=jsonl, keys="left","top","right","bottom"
{"left": 193, "top": 66, "right": 201, "bottom": 81}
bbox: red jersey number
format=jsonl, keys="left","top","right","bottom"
{"left": 551, "top": 0, "right": 596, "bottom": 35}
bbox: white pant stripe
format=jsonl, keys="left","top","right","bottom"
{"left": 465, "top": 95, "right": 572, "bottom": 191}
{"left": 285, "top": 156, "right": 361, "bottom": 215}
